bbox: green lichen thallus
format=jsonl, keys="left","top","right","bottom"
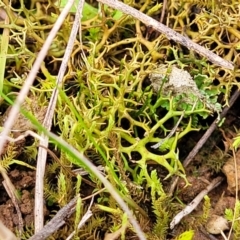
{"left": 151, "top": 111, "right": 185, "bottom": 149}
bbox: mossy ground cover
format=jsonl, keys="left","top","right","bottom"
{"left": 0, "top": 0, "right": 240, "bottom": 239}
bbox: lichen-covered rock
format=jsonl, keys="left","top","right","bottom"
{"left": 149, "top": 65, "right": 221, "bottom": 113}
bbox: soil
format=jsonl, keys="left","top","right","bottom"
{"left": 0, "top": 95, "right": 48, "bottom": 236}
{"left": 1, "top": 89, "right": 240, "bottom": 239}
{"left": 0, "top": 168, "right": 49, "bottom": 232}
{"left": 0, "top": 70, "right": 240, "bottom": 240}
{"left": 170, "top": 99, "right": 240, "bottom": 239}
{"left": 0, "top": 0, "right": 238, "bottom": 238}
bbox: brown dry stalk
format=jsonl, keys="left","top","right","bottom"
{"left": 3, "top": 180, "right": 23, "bottom": 235}
{"left": 0, "top": 8, "right": 78, "bottom": 235}
{"left": 34, "top": 0, "right": 80, "bottom": 232}
{"left": 0, "top": 0, "right": 76, "bottom": 156}
{"left": 97, "top": 0, "right": 234, "bottom": 70}
{"left": 0, "top": 220, "right": 17, "bottom": 240}
{"left": 170, "top": 176, "right": 223, "bottom": 229}
{"left": 29, "top": 196, "right": 79, "bottom": 240}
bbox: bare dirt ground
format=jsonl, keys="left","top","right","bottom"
{"left": 1, "top": 97, "right": 240, "bottom": 239}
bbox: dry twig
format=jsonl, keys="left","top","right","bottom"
{"left": 151, "top": 111, "right": 184, "bottom": 149}
{"left": 169, "top": 89, "right": 240, "bottom": 195}
{"left": 66, "top": 197, "right": 94, "bottom": 240}
{"left": 170, "top": 176, "right": 223, "bottom": 229}
{"left": 227, "top": 149, "right": 239, "bottom": 239}
{"left": 0, "top": 0, "right": 75, "bottom": 156}
{"left": 29, "top": 196, "right": 79, "bottom": 240}
{"left": 36, "top": 130, "right": 147, "bottom": 240}
{"left": 183, "top": 90, "right": 240, "bottom": 167}
{"left": 2, "top": 180, "right": 23, "bottom": 235}
{"left": 30, "top": 191, "right": 104, "bottom": 240}
{"left": 0, "top": 6, "right": 77, "bottom": 234}
{"left": 0, "top": 220, "right": 17, "bottom": 240}
{"left": 97, "top": 0, "right": 234, "bottom": 70}
{"left": 160, "top": 0, "right": 167, "bottom": 23}
{"left": 34, "top": 0, "right": 82, "bottom": 232}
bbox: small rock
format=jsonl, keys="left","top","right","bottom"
{"left": 222, "top": 149, "right": 240, "bottom": 194}
{"left": 206, "top": 214, "right": 229, "bottom": 234}
{"left": 149, "top": 65, "right": 221, "bottom": 113}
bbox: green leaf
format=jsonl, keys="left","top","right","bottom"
{"left": 175, "top": 230, "right": 194, "bottom": 240}
{"left": 233, "top": 135, "right": 240, "bottom": 149}
{"left": 225, "top": 208, "right": 233, "bottom": 221}
{"left": 59, "top": 1, "right": 98, "bottom": 21}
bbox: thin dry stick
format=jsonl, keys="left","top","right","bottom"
{"left": 201, "top": 231, "right": 219, "bottom": 240}
{"left": 0, "top": 11, "right": 20, "bottom": 231}
{"left": 29, "top": 186, "right": 131, "bottom": 240}
{"left": 104, "top": 224, "right": 128, "bottom": 240}
{"left": 227, "top": 149, "right": 239, "bottom": 240}
{"left": 34, "top": 0, "right": 84, "bottom": 233}
{"left": 66, "top": 197, "right": 94, "bottom": 240}
{"left": 185, "top": 89, "right": 240, "bottom": 165}
{"left": 170, "top": 176, "right": 223, "bottom": 229}
{"left": 151, "top": 111, "right": 184, "bottom": 149}
{"left": 0, "top": 220, "right": 17, "bottom": 240}
{"left": 3, "top": 180, "right": 23, "bottom": 235}
{"left": 37, "top": 130, "right": 147, "bottom": 240}
{"left": 38, "top": 144, "right": 97, "bottom": 187}
{"left": 0, "top": 0, "right": 75, "bottom": 154}
{"left": 29, "top": 196, "right": 79, "bottom": 240}
{"left": 30, "top": 194, "right": 99, "bottom": 240}
{"left": 0, "top": 130, "right": 44, "bottom": 143}
{"left": 160, "top": 0, "right": 167, "bottom": 23}
{"left": 97, "top": 0, "right": 234, "bottom": 70}
{"left": 169, "top": 89, "right": 240, "bottom": 195}
{"left": 0, "top": 4, "right": 10, "bottom": 96}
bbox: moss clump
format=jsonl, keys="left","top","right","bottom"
{"left": 1, "top": 0, "right": 240, "bottom": 239}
